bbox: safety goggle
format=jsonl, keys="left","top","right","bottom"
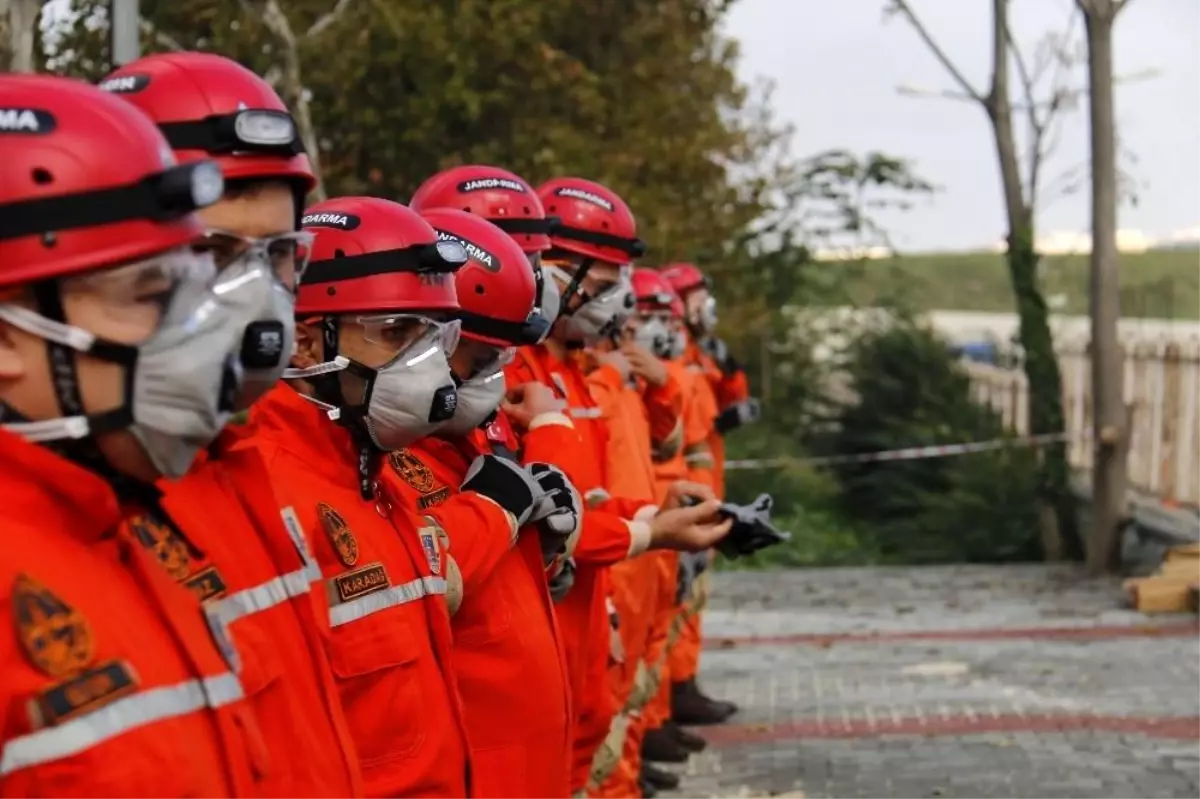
{"left": 468, "top": 344, "right": 516, "bottom": 377}
{"left": 194, "top": 229, "right": 314, "bottom": 291}
{"left": 12, "top": 247, "right": 218, "bottom": 348}
{"left": 354, "top": 313, "right": 462, "bottom": 361}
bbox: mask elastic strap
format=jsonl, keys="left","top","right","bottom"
{"left": 281, "top": 355, "right": 350, "bottom": 379}
{"left": 295, "top": 393, "right": 342, "bottom": 421}
{"left": 0, "top": 300, "right": 137, "bottom": 450}
{"left": 2, "top": 415, "right": 91, "bottom": 442}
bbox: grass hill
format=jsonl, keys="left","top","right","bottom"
{"left": 826, "top": 248, "right": 1199, "bottom": 319}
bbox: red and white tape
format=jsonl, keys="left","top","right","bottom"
{"left": 724, "top": 432, "right": 1071, "bottom": 470}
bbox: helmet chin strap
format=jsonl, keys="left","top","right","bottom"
{"left": 280, "top": 319, "right": 379, "bottom": 499}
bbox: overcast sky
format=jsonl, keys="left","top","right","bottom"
{"left": 724, "top": 0, "right": 1200, "bottom": 252}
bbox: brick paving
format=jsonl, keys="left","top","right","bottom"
{"left": 659, "top": 564, "right": 1200, "bottom": 798}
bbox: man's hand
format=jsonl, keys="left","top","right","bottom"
{"left": 621, "top": 342, "right": 668, "bottom": 387}
{"left": 660, "top": 480, "right": 716, "bottom": 511}
{"left": 595, "top": 349, "right": 632, "bottom": 383}
{"left": 502, "top": 381, "right": 565, "bottom": 430}
{"left": 648, "top": 499, "right": 733, "bottom": 552}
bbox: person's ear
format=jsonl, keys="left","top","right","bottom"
{"left": 290, "top": 320, "right": 323, "bottom": 369}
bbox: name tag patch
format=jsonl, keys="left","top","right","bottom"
{"left": 332, "top": 563, "right": 390, "bottom": 603}
{"left": 183, "top": 565, "right": 228, "bottom": 602}
{"left": 29, "top": 659, "right": 138, "bottom": 729}
{"left": 416, "top": 487, "right": 451, "bottom": 510}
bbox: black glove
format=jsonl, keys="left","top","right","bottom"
{"left": 715, "top": 398, "right": 761, "bottom": 434}
{"left": 704, "top": 336, "right": 742, "bottom": 376}
{"left": 526, "top": 462, "right": 583, "bottom": 565}
{"left": 461, "top": 454, "right": 546, "bottom": 527}
{"left": 712, "top": 493, "right": 791, "bottom": 560}
{"left": 548, "top": 557, "right": 576, "bottom": 603}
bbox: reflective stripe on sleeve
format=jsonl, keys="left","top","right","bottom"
{"left": 328, "top": 576, "right": 447, "bottom": 628}
{"left": 0, "top": 673, "right": 243, "bottom": 777}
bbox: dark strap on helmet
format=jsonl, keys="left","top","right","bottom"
{"left": 490, "top": 216, "right": 559, "bottom": 236}
{"left": 302, "top": 244, "right": 465, "bottom": 287}
{"left": 456, "top": 310, "right": 549, "bottom": 346}
{"left": 0, "top": 161, "right": 220, "bottom": 241}
{"left": 551, "top": 223, "right": 646, "bottom": 258}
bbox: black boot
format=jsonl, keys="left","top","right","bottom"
{"left": 671, "top": 678, "right": 737, "bottom": 726}
{"left": 665, "top": 719, "right": 707, "bottom": 752}
{"left": 642, "top": 762, "right": 681, "bottom": 791}
{"left": 642, "top": 725, "right": 690, "bottom": 763}
{"left": 639, "top": 773, "right": 658, "bottom": 798}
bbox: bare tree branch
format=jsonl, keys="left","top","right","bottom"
{"left": 895, "top": 85, "right": 979, "bottom": 104}
{"left": 887, "top": 0, "right": 985, "bottom": 103}
{"left": 305, "top": 0, "right": 354, "bottom": 39}
{"left": 1, "top": 0, "right": 43, "bottom": 72}
{"left": 240, "top": 0, "right": 338, "bottom": 201}
{"left": 140, "top": 19, "right": 184, "bottom": 52}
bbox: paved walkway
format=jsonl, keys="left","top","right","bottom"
{"left": 663, "top": 564, "right": 1199, "bottom": 798}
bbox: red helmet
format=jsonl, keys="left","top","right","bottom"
{"left": 536, "top": 177, "right": 644, "bottom": 266}
{"left": 0, "top": 74, "right": 222, "bottom": 288}
{"left": 298, "top": 197, "right": 466, "bottom": 316}
{"left": 632, "top": 268, "right": 683, "bottom": 318}
{"left": 660, "top": 262, "right": 710, "bottom": 298}
{"left": 418, "top": 208, "right": 549, "bottom": 346}
{"left": 98, "top": 52, "right": 316, "bottom": 191}
{"left": 410, "top": 165, "right": 553, "bottom": 255}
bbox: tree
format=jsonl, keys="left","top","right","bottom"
{"left": 1076, "top": 0, "right": 1133, "bottom": 574}
{"left": 234, "top": 0, "right": 355, "bottom": 201}
{"left": 886, "top": 0, "right": 1084, "bottom": 560}
{"left": 1, "top": 0, "right": 42, "bottom": 72}
{"left": 44, "top": 0, "right": 794, "bottom": 271}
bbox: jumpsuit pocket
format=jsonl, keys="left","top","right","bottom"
{"left": 327, "top": 611, "right": 425, "bottom": 767}
{"left": 229, "top": 621, "right": 284, "bottom": 786}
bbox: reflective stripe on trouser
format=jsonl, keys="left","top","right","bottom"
{"left": 623, "top": 659, "right": 658, "bottom": 714}
{"left": 587, "top": 711, "right": 631, "bottom": 789}
{"left": 0, "top": 673, "right": 244, "bottom": 777}
{"left": 328, "top": 575, "right": 447, "bottom": 628}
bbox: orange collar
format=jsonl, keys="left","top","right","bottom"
{"left": 245, "top": 383, "right": 363, "bottom": 485}
{"left": 0, "top": 427, "right": 123, "bottom": 544}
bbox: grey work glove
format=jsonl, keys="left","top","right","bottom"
{"left": 526, "top": 462, "right": 583, "bottom": 566}
{"left": 548, "top": 557, "right": 577, "bottom": 603}
{"left": 461, "top": 453, "right": 546, "bottom": 527}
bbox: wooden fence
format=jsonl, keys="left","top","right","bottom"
{"left": 961, "top": 337, "right": 1200, "bottom": 507}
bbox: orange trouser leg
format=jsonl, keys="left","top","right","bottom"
{"left": 589, "top": 712, "right": 645, "bottom": 798}
{"left": 668, "top": 608, "right": 703, "bottom": 683}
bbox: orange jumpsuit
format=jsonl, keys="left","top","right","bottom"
{"left": 0, "top": 428, "right": 263, "bottom": 797}
{"left": 698, "top": 341, "right": 750, "bottom": 500}
{"left": 507, "top": 347, "right": 651, "bottom": 794}
{"left": 236, "top": 385, "right": 470, "bottom": 799}
{"left": 118, "top": 448, "right": 363, "bottom": 797}
{"left": 642, "top": 360, "right": 717, "bottom": 734}
{"left": 667, "top": 341, "right": 750, "bottom": 691}
{"left": 585, "top": 365, "right": 682, "bottom": 798}
{"left": 380, "top": 410, "right": 577, "bottom": 799}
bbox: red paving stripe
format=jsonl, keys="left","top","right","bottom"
{"left": 704, "top": 713, "right": 1200, "bottom": 746}
{"left": 705, "top": 621, "right": 1200, "bottom": 649}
